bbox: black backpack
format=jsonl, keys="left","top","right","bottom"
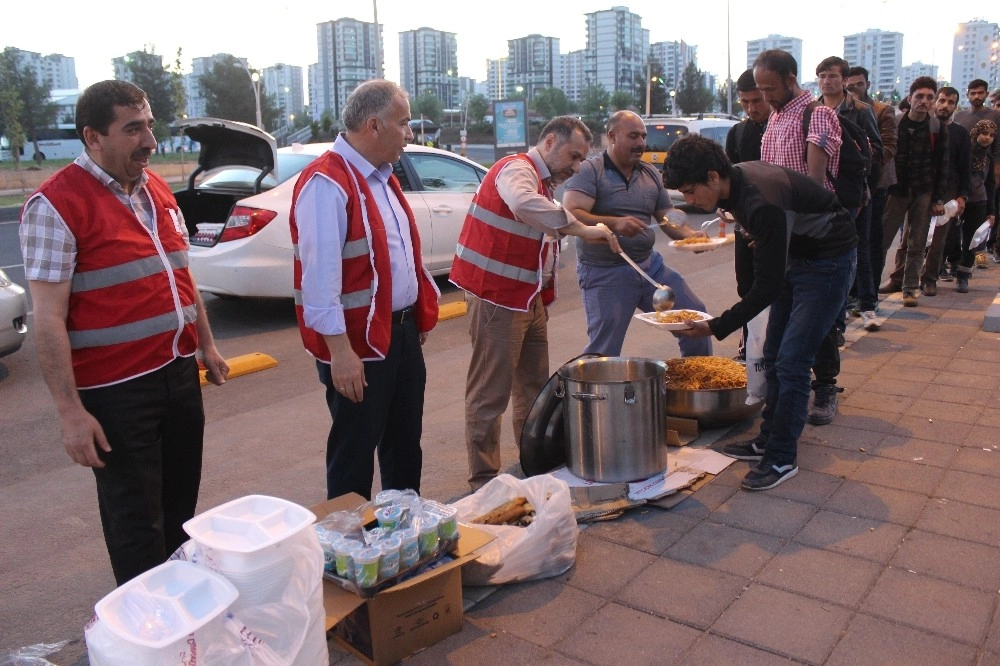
{"left": 802, "top": 101, "right": 872, "bottom": 209}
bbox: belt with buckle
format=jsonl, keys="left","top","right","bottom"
{"left": 392, "top": 306, "right": 414, "bottom": 325}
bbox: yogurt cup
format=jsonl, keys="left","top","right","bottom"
{"left": 417, "top": 515, "right": 440, "bottom": 558}
{"left": 352, "top": 547, "right": 381, "bottom": 588}
{"left": 377, "top": 536, "right": 401, "bottom": 578}
{"left": 397, "top": 528, "right": 420, "bottom": 568}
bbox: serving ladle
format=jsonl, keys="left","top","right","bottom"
{"left": 617, "top": 251, "right": 676, "bottom": 311}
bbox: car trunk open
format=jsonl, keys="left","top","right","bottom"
{"left": 171, "top": 118, "right": 277, "bottom": 242}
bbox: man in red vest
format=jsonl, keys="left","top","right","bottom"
{"left": 450, "top": 116, "right": 619, "bottom": 490}
{"left": 290, "top": 80, "right": 440, "bottom": 500}
{"left": 19, "top": 80, "right": 229, "bottom": 585}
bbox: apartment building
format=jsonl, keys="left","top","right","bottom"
{"left": 584, "top": 6, "right": 649, "bottom": 100}
{"left": 10, "top": 48, "right": 78, "bottom": 90}
{"left": 843, "top": 29, "right": 903, "bottom": 98}
{"left": 399, "top": 27, "right": 459, "bottom": 108}
{"left": 505, "top": 34, "right": 560, "bottom": 102}
{"left": 951, "top": 19, "right": 1000, "bottom": 93}
{"left": 746, "top": 35, "right": 803, "bottom": 71}
{"left": 262, "top": 64, "right": 304, "bottom": 128}
{"left": 315, "top": 18, "right": 381, "bottom": 122}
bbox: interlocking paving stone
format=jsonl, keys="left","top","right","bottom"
{"left": 618, "top": 558, "right": 749, "bottom": 630}
{"left": 557, "top": 533, "right": 657, "bottom": 597}
{"left": 678, "top": 634, "right": 800, "bottom": 665}
{"left": 874, "top": 434, "right": 961, "bottom": 469}
{"left": 756, "top": 543, "right": 882, "bottom": 607}
{"left": 822, "top": 480, "right": 930, "bottom": 526}
{"left": 845, "top": 455, "right": 946, "bottom": 495}
{"left": 578, "top": 506, "right": 701, "bottom": 556}
{"left": 916, "top": 498, "right": 1000, "bottom": 545}
{"left": 794, "top": 509, "right": 908, "bottom": 563}
{"left": 826, "top": 613, "right": 977, "bottom": 666}
{"left": 665, "top": 521, "right": 784, "bottom": 577}
{"left": 890, "top": 528, "right": 1000, "bottom": 592}
{"left": 556, "top": 602, "right": 702, "bottom": 665}
{"left": 710, "top": 492, "right": 816, "bottom": 540}
{"left": 860, "top": 567, "right": 994, "bottom": 644}
{"left": 712, "top": 583, "right": 853, "bottom": 664}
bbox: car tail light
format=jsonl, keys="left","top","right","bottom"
{"left": 217, "top": 206, "right": 278, "bottom": 243}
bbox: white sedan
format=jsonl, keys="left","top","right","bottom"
{"left": 0, "top": 269, "right": 28, "bottom": 358}
{"left": 175, "top": 118, "right": 487, "bottom": 299}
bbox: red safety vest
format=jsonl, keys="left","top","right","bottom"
{"left": 449, "top": 153, "right": 557, "bottom": 311}
{"left": 28, "top": 165, "right": 198, "bottom": 389}
{"left": 289, "top": 151, "right": 439, "bottom": 362}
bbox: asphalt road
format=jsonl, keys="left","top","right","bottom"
{"left": 0, "top": 208, "right": 742, "bottom": 664}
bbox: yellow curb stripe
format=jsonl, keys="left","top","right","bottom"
{"left": 438, "top": 301, "right": 467, "bottom": 321}
{"left": 200, "top": 352, "right": 278, "bottom": 386}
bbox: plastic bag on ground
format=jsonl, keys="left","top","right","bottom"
{"left": 451, "top": 473, "right": 577, "bottom": 586}
{"left": 744, "top": 306, "right": 769, "bottom": 404}
{"left": 0, "top": 641, "right": 69, "bottom": 666}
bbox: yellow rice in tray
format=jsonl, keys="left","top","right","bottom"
{"left": 664, "top": 356, "right": 747, "bottom": 390}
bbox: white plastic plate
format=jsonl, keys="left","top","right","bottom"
{"left": 183, "top": 495, "right": 316, "bottom": 554}
{"left": 634, "top": 310, "right": 713, "bottom": 330}
{"left": 94, "top": 560, "right": 238, "bottom": 649}
{"left": 668, "top": 235, "right": 733, "bottom": 252}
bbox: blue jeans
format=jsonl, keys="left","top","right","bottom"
{"left": 759, "top": 249, "right": 854, "bottom": 465}
{"left": 578, "top": 251, "right": 712, "bottom": 357}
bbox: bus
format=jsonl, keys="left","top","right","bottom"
{"left": 0, "top": 124, "right": 84, "bottom": 162}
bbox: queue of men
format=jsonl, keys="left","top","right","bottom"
{"left": 24, "top": 65, "right": 998, "bottom": 586}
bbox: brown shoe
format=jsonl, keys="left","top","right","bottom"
{"left": 902, "top": 291, "right": 918, "bottom": 307}
{"left": 878, "top": 280, "right": 902, "bottom": 294}
{"left": 922, "top": 281, "right": 937, "bottom": 296}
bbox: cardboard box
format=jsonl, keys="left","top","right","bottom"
{"left": 311, "top": 494, "right": 494, "bottom": 665}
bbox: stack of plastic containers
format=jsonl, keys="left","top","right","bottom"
{"left": 181, "top": 494, "right": 315, "bottom": 613}
{"left": 86, "top": 560, "right": 238, "bottom": 664}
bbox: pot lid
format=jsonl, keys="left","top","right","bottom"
{"left": 520, "top": 353, "right": 601, "bottom": 477}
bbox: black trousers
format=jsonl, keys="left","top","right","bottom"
{"left": 318, "top": 317, "right": 425, "bottom": 501}
{"left": 81, "top": 356, "right": 205, "bottom": 585}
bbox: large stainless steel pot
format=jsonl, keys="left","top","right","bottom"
{"left": 558, "top": 357, "right": 668, "bottom": 482}
{"left": 664, "top": 386, "right": 762, "bottom": 429}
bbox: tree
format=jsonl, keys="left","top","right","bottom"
{"left": 465, "top": 94, "right": 489, "bottom": 127}
{"left": 412, "top": 92, "right": 443, "bottom": 123}
{"left": 675, "top": 62, "right": 715, "bottom": 116}
{"left": 609, "top": 90, "right": 635, "bottom": 112}
{"left": 125, "top": 46, "right": 177, "bottom": 150}
{"left": 198, "top": 55, "right": 281, "bottom": 129}
{"left": 0, "top": 88, "right": 25, "bottom": 170}
{"left": 717, "top": 79, "right": 738, "bottom": 117}
{"left": 578, "top": 84, "right": 610, "bottom": 134}
{"left": 0, "top": 47, "right": 57, "bottom": 165}
{"left": 530, "top": 87, "right": 570, "bottom": 119}
{"left": 169, "top": 48, "right": 187, "bottom": 150}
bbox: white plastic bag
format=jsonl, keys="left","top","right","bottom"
{"left": 970, "top": 220, "right": 991, "bottom": 249}
{"left": 451, "top": 474, "right": 577, "bottom": 585}
{"left": 744, "top": 306, "right": 769, "bottom": 405}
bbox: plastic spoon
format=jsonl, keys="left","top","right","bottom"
{"left": 617, "top": 251, "right": 676, "bottom": 311}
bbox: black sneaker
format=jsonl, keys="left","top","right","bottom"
{"left": 808, "top": 385, "right": 840, "bottom": 425}
{"left": 741, "top": 460, "right": 799, "bottom": 491}
{"left": 721, "top": 438, "right": 767, "bottom": 461}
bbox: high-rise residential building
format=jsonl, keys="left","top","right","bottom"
{"left": 262, "top": 64, "right": 304, "bottom": 128}
{"left": 951, "top": 19, "right": 1000, "bottom": 93}
{"left": 505, "top": 35, "right": 560, "bottom": 102}
{"left": 485, "top": 58, "right": 507, "bottom": 101}
{"left": 307, "top": 64, "right": 320, "bottom": 122}
{"left": 746, "top": 35, "right": 803, "bottom": 71}
{"left": 843, "top": 29, "right": 903, "bottom": 99}
{"left": 560, "top": 50, "right": 587, "bottom": 104}
{"left": 649, "top": 40, "right": 697, "bottom": 91}
{"left": 10, "top": 48, "right": 78, "bottom": 90}
{"left": 584, "top": 6, "right": 649, "bottom": 101}
{"left": 898, "top": 62, "right": 939, "bottom": 91}
{"left": 315, "top": 18, "right": 381, "bottom": 123}
{"left": 399, "top": 27, "right": 459, "bottom": 108}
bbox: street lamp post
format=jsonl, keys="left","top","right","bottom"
{"left": 236, "top": 60, "right": 263, "bottom": 129}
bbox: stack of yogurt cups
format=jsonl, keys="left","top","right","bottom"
{"left": 314, "top": 489, "right": 459, "bottom": 591}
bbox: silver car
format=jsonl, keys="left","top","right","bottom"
{"left": 0, "top": 269, "right": 28, "bottom": 357}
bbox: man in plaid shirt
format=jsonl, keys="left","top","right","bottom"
{"left": 752, "top": 49, "right": 851, "bottom": 428}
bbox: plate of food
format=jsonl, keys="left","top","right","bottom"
{"left": 634, "top": 310, "right": 713, "bottom": 330}
{"left": 668, "top": 235, "right": 733, "bottom": 251}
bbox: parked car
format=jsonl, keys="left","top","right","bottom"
{"left": 641, "top": 115, "right": 739, "bottom": 172}
{"left": 174, "top": 118, "right": 487, "bottom": 299}
{"left": 0, "top": 269, "right": 28, "bottom": 358}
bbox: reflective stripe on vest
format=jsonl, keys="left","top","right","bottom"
{"left": 70, "top": 250, "right": 188, "bottom": 292}
{"left": 454, "top": 243, "right": 541, "bottom": 285}
{"left": 68, "top": 303, "right": 197, "bottom": 349}
{"left": 293, "top": 285, "right": 374, "bottom": 310}
{"left": 466, "top": 202, "right": 544, "bottom": 240}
